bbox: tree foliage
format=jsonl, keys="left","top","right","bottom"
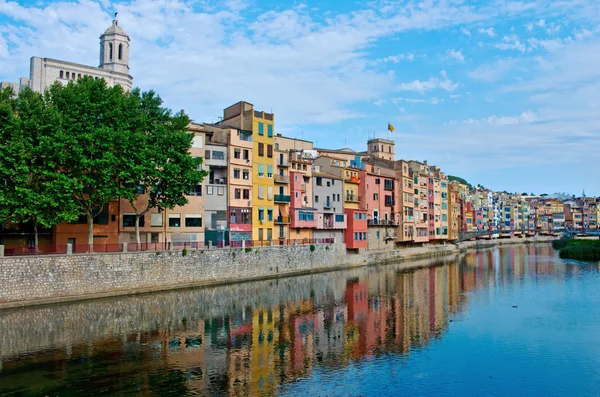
{"left": 122, "top": 90, "right": 206, "bottom": 243}
{"left": 447, "top": 175, "right": 473, "bottom": 190}
{"left": 0, "top": 88, "right": 80, "bottom": 249}
{"left": 0, "top": 78, "right": 205, "bottom": 250}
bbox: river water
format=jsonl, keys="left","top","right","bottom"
{"left": 0, "top": 245, "right": 599, "bottom": 396}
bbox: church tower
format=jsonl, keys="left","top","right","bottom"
{"left": 99, "top": 14, "right": 130, "bottom": 75}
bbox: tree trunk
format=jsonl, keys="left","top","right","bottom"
{"left": 87, "top": 211, "right": 94, "bottom": 252}
{"left": 135, "top": 213, "right": 141, "bottom": 245}
{"left": 33, "top": 219, "right": 39, "bottom": 254}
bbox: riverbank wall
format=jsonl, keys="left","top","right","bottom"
{"left": 0, "top": 236, "right": 557, "bottom": 309}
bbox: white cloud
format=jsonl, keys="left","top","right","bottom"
{"left": 451, "top": 110, "right": 537, "bottom": 126}
{"left": 536, "top": 19, "right": 546, "bottom": 28}
{"left": 375, "top": 53, "right": 415, "bottom": 64}
{"left": 478, "top": 27, "right": 496, "bottom": 37}
{"left": 467, "top": 58, "right": 519, "bottom": 82}
{"left": 495, "top": 34, "right": 527, "bottom": 52}
{"left": 447, "top": 48, "right": 465, "bottom": 62}
{"left": 526, "top": 23, "right": 534, "bottom": 31}
{"left": 398, "top": 71, "right": 459, "bottom": 93}
{"left": 546, "top": 24, "right": 561, "bottom": 34}
{"left": 461, "top": 27, "right": 471, "bottom": 36}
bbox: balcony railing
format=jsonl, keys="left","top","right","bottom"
{"left": 385, "top": 199, "right": 395, "bottom": 207}
{"left": 323, "top": 201, "right": 332, "bottom": 209}
{"left": 368, "top": 219, "right": 399, "bottom": 226}
{"left": 345, "top": 194, "right": 359, "bottom": 203}
{"left": 278, "top": 158, "right": 289, "bottom": 167}
{"left": 345, "top": 176, "right": 361, "bottom": 184}
{"left": 275, "top": 215, "right": 291, "bottom": 224}
{"left": 274, "top": 174, "right": 289, "bottom": 183}
{"left": 274, "top": 194, "right": 291, "bottom": 203}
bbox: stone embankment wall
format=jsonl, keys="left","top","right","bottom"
{"left": 0, "top": 236, "right": 557, "bottom": 309}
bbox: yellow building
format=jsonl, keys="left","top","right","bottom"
{"left": 222, "top": 101, "right": 275, "bottom": 241}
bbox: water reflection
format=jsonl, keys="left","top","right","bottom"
{"left": 0, "top": 245, "right": 597, "bottom": 396}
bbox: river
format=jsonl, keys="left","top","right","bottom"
{"left": 0, "top": 244, "right": 599, "bottom": 396}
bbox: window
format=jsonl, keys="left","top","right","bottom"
{"left": 205, "top": 150, "right": 211, "bottom": 159}
{"left": 207, "top": 186, "right": 214, "bottom": 195}
{"left": 267, "top": 209, "right": 273, "bottom": 221}
{"left": 243, "top": 149, "right": 249, "bottom": 160}
{"left": 59, "top": 70, "right": 64, "bottom": 79}
{"left": 218, "top": 186, "right": 225, "bottom": 196}
{"left": 267, "top": 186, "right": 273, "bottom": 200}
{"left": 267, "top": 145, "right": 273, "bottom": 158}
{"left": 316, "top": 177, "right": 323, "bottom": 186}
{"left": 66, "top": 71, "right": 70, "bottom": 79}
{"left": 258, "top": 122, "right": 264, "bottom": 136}
{"left": 337, "top": 194, "right": 341, "bottom": 201}
{"left": 234, "top": 169, "right": 241, "bottom": 179}
{"left": 376, "top": 231, "right": 380, "bottom": 239}
{"left": 234, "top": 148, "right": 241, "bottom": 159}
{"left": 185, "top": 215, "right": 202, "bottom": 227}
{"left": 327, "top": 181, "right": 330, "bottom": 187}
{"left": 212, "top": 151, "right": 224, "bottom": 160}
{"left": 258, "top": 143, "right": 265, "bottom": 157}
{"left": 335, "top": 214, "right": 344, "bottom": 222}
{"left": 169, "top": 214, "right": 181, "bottom": 227}
{"left": 374, "top": 193, "right": 379, "bottom": 200}
{"left": 77, "top": 73, "right": 81, "bottom": 79}
{"left": 190, "top": 185, "right": 202, "bottom": 196}
{"left": 375, "top": 178, "right": 381, "bottom": 185}
{"left": 235, "top": 189, "right": 241, "bottom": 199}
{"left": 243, "top": 170, "right": 249, "bottom": 180}
{"left": 123, "top": 214, "right": 143, "bottom": 227}
{"left": 267, "top": 228, "right": 273, "bottom": 240}
{"left": 267, "top": 124, "right": 273, "bottom": 137}
{"left": 258, "top": 208, "right": 265, "bottom": 221}
{"left": 108, "top": 43, "right": 113, "bottom": 61}
{"left": 267, "top": 164, "right": 273, "bottom": 178}
{"left": 118, "top": 43, "right": 123, "bottom": 60}
{"left": 243, "top": 189, "right": 250, "bottom": 199}
{"left": 258, "top": 186, "right": 265, "bottom": 199}
{"left": 315, "top": 196, "right": 319, "bottom": 203}
{"left": 258, "top": 164, "right": 265, "bottom": 177}
{"left": 298, "top": 211, "right": 315, "bottom": 221}
{"left": 259, "top": 228, "right": 264, "bottom": 240}
{"left": 151, "top": 213, "right": 163, "bottom": 227}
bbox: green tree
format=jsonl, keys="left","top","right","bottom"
{"left": 123, "top": 90, "right": 205, "bottom": 244}
{"left": 0, "top": 88, "right": 80, "bottom": 251}
{"left": 447, "top": 175, "right": 473, "bottom": 190}
{"left": 45, "top": 77, "right": 142, "bottom": 250}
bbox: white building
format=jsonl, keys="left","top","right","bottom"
{"left": 0, "top": 15, "right": 132, "bottom": 94}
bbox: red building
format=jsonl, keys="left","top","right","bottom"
{"left": 344, "top": 208, "right": 368, "bottom": 251}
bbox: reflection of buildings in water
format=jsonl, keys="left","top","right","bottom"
{"left": 3, "top": 248, "right": 568, "bottom": 397}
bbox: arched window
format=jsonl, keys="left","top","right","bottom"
{"left": 118, "top": 44, "right": 123, "bottom": 60}
{"left": 108, "top": 43, "right": 113, "bottom": 61}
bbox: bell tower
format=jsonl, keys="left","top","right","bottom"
{"left": 99, "top": 13, "right": 130, "bottom": 75}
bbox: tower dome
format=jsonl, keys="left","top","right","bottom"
{"left": 99, "top": 14, "right": 130, "bottom": 75}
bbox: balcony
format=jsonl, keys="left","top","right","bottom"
{"left": 274, "top": 174, "right": 289, "bottom": 184}
{"left": 368, "top": 219, "right": 399, "bottom": 226}
{"left": 345, "top": 176, "right": 361, "bottom": 184}
{"left": 385, "top": 199, "right": 395, "bottom": 207}
{"left": 275, "top": 215, "right": 291, "bottom": 224}
{"left": 274, "top": 194, "right": 291, "bottom": 203}
{"left": 278, "top": 158, "right": 289, "bottom": 167}
{"left": 319, "top": 214, "right": 347, "bottom": 230}
{"left": 345, "top": 194, "right": 359, "bottom": 203}
{"left": 323, "top": 200, "right": 332, "bottom": 209}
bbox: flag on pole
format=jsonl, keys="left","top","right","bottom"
{"left": 388, "top": 123, "right": 395, "bottom": 132}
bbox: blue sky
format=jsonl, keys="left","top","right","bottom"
{"left": 1, "top": 0, "right": 600, "bottom": 195}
